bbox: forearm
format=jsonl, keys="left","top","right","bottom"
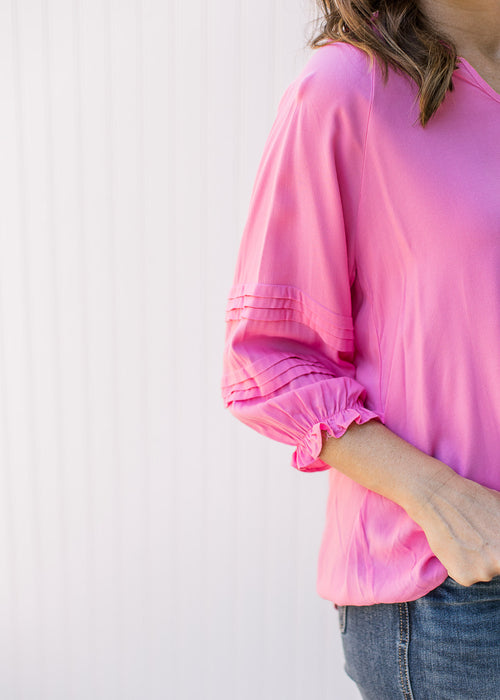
{"left": 318, "top": 418, "right": 457, "bottom": 522}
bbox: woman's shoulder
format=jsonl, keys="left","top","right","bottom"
{"left": 291, "top": 41, "right": 375, "bottom": 117}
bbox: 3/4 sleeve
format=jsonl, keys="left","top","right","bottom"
{"left": 220, "top": 59, "right": 383, "bottom": 472}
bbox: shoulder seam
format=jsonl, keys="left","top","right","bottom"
{"left": 351, "top": 56, "right": 375, "bottom": 286}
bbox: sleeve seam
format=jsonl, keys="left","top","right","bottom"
{"left": 352, "top": 58, "right": 375, "bottom": 286}
{"left": 304, "top": 62, "right": 374, "bottom": 288}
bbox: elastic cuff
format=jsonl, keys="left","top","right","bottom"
{"left": 291, "top": 405, "right": 383, "bottom": 472}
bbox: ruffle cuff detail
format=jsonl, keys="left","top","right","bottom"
{"left": 291, "top": 404, "right": 383, "bottom": 472}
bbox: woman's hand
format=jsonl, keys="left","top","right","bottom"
{"left": 319, "top": 419, "right": 500, "bottom": 587}
{"left": 407, "top": 470, "right": 500, "bottom": 587}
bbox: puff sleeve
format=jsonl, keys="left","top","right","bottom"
{"left": 220, "top": 57, "right": 383, "bottom": 472}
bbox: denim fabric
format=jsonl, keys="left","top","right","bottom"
{"left": 337, "top": 576, "right": 500, "bottom": 699}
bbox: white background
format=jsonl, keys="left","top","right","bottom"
{"left": 0, "top": 0, "right": 361, "bottom": 698}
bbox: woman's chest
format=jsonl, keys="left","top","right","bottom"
{"left": 357, "top": 105, "right": 500, "bottom": 274}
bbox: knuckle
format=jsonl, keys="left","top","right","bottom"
{"left": 450, "top": 572, "right": 475, "bottom": 587}
{"left": 459, "top": 577, "right": 476, "bottom": 587}
{"left": 484, "top": 565, "right": 500, "bottom": 581}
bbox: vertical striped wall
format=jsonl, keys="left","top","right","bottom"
{"left": 0, "top": 1, "right": 361, "bottom": 698}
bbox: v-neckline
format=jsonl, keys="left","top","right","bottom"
{"left": 455, "top": 56, "right": 500, "bottom": 104}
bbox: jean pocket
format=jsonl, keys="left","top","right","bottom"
{"left": 337, "top": 605, "right": 347, "bottom": 634}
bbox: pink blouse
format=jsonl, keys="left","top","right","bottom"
{"left": 220, "top": 40, "right": 500, "bottom": 605}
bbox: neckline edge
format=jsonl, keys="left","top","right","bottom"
{"left": 455, "top": 56, "right": 500, "bottom": 103}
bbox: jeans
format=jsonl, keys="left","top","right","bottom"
{"left": 337, "top": 575, "right": 500, "bottom": 699}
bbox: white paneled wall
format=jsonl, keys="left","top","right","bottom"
{"left": 0, "top": 1, "right": 361, "bottom": 698}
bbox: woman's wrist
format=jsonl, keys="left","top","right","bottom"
{"left": 398, "top": 457, "right": 462, "bottom": 525}
{"left": 319, "top": 419, "right": 461, "bottom": 522}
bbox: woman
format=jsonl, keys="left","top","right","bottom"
{"left": 220, "top": 1, "right": 500, "bottom": 697}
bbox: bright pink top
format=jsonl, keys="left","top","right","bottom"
{"left": 220, "top": 40, "right": 500, "bottom": 605}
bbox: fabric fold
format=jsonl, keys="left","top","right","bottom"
{"left": 220, "top": 51, "right": 382, "bottom": 472}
